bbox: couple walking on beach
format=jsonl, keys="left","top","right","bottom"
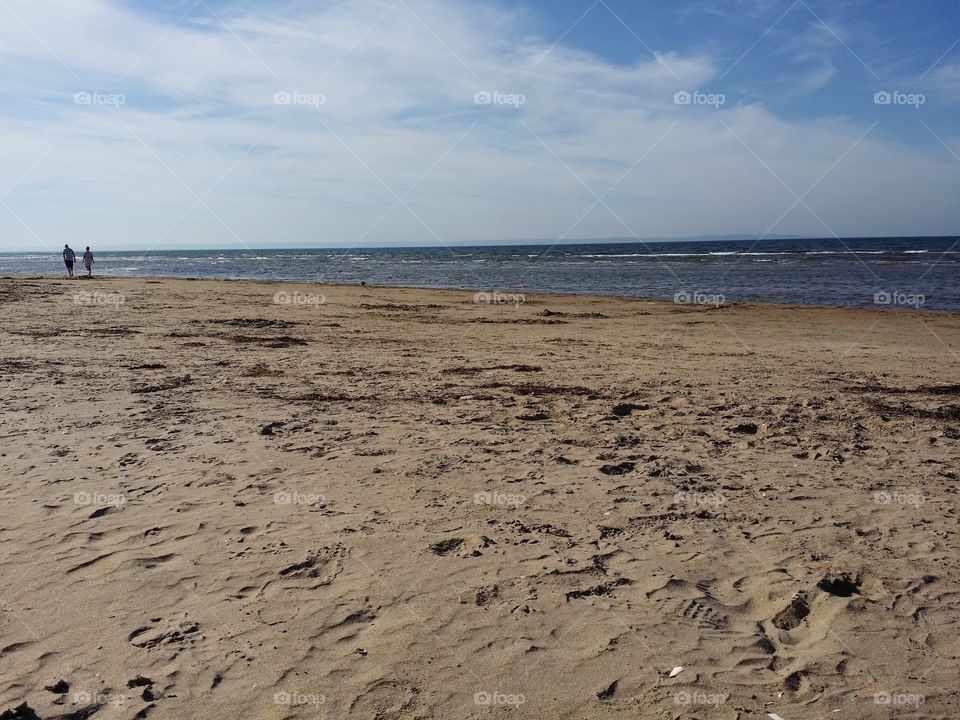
{"left": 63, "top": 244, "right": 94, "bottom": 277}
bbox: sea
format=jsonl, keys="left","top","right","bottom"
{"left": 2, "top": 236, "right": 958, "bottom": 311}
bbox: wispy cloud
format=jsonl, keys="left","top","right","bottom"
{"left": 0, "top": 0, "right": 957, "bottom": 249}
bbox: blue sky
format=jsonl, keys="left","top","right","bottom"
{"left": 0, "top": 0, "right": 958, "bottom": 250}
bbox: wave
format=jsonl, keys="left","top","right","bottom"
{"left": 576, "top": 250, "right": 899, "bottom": 259}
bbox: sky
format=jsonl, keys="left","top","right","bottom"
{"left": 0, "top": 0, "right": 958, "bottom": 250}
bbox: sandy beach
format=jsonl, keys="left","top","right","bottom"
{"left": 1, "top": 275, "right": 958, "bottom": 720}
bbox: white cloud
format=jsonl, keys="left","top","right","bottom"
{"left": 0, "top": 0, "right": 957, "bottom": 250}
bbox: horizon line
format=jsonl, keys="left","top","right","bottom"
{"left": 5, "top": 234, "right": 958, "bottom": 253}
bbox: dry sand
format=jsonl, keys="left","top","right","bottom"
{"left": 1, "top": 275, "right": 958, "bottom": 720}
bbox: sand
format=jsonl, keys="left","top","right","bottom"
{"left": 0, "top": 275, "right": 958, "bottom": 720}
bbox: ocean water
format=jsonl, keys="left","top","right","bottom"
{"left": 2, "top": 236, "right": 958, "bottom": 311}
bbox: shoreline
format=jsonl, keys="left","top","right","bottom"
{"left": 3, "top": 273, "right": 954, "bottom": 316}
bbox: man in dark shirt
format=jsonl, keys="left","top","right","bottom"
{"left": 63, "top": 245, "right": 76, "bottom": 277}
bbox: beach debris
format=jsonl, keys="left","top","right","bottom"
{"left": 442, "top": 363, "right": 541, "bottom": 375}
{"left": 540, "top": 309, "right": 609, "bottom": 319}
{"left": 566, "top": 578, "right": 631, "bottom": 601}
{"left": 668, "top": 666, "right": 684, "bottom": 678}
{"left": 131, "top": 374, "right": 192, "bottom": 394}
{"left": 260, "top": 421, "right": 284, "bottom": 436}
{"left": 429, "top": 535, "right": 495, "bottom": 557}
{"left": 474, "top": 585, "right": 501, "bottom": 606}
{"left": 599, "top": 461, "right": 635, "bottom": 476}
{"left": 768, "top": 714, "right": 786, "bottom": 720}
{"left": 611, "top": 402, "right": 649, "bottom": 417}
{"left": 230, "top": 334, "right": 307, "bottom": 348}
{"left": 208, "top": 317, "right": 297, "bottom": 329}
{"left": 516, "top": 411, "right": 550, "bottom": 421}
{"left": 44, "top": 680, "right": 69, "bottom": 694}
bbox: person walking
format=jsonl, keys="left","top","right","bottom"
{"left": 82, "top": 247, "right": 94, "bottom": 277}
{"left": 63, "top": 244, "right": 76, "bottom": 277}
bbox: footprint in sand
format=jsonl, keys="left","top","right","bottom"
{"left": 276, "top": 543, "right": 347, "bottom": 588}
{"left": 128, "top": 614, "right": 202, "bottom": 652}
{"left": 428, "top": 535, "right": 495, "bottom": 557}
